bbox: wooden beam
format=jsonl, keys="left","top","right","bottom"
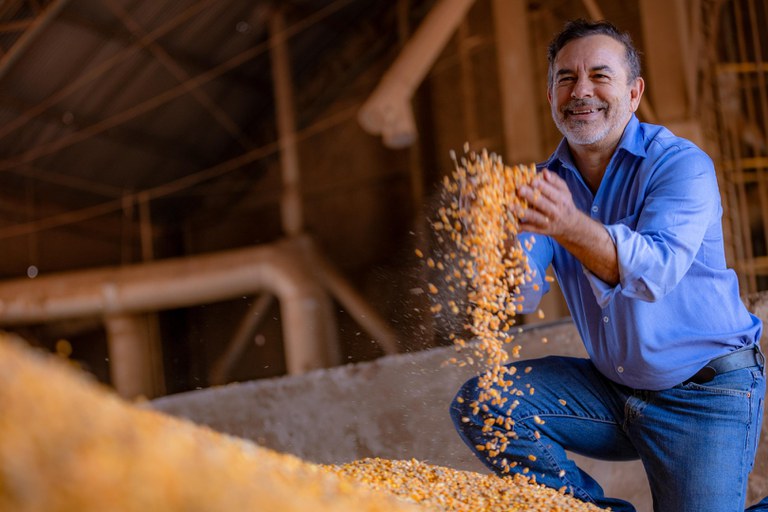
{"left": 0, "top": 0, "right": 220, "bottom": 143}
{"left": 0, "top": 19, "right": 33, "bottom": 33}
{"left": 0, "top": 93, "right": 211, "bottom": 166}
{"left": 639, "top": 0, "right": 691, "bottom": 122}
{"left": 492, "top": 0, "right": 542, "bottom": 164}
{"left": 103, "top": 0, "right": 255, "bottom": 151}
{"left": 457, "top": 19, "right": 479, "bottom": 144}
{"left": 0, "top": 104, "right": 358, "bottom": 242}
{"left": 0, "top": 1, "right": 352, "bottom": 173}
{"left": 0, "top": 0, "right": 70, "bottom": 82}
{"left": 582, "top": 0, "right": 658, "bottom": 123}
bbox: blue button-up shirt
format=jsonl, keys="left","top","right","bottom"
{"left": 519, "top": 114, "right": 762, "bottom": 390}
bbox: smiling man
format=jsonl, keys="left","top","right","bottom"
{"left": 450, "top": 19, "right": 768, "bottom": 512}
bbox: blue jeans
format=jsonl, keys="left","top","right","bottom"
{"left": 450, "top": 355, "right": 766, "bottom": 512}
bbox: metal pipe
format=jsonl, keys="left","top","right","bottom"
{"left": 358, "top": 0, "right": 476, "bottom": 148}
{"left": 105, "top": 313, "right": 164, "bottom": 399}
{"left": 0, "top": 240, "right": 288, "bottom": 321}
{"left": 270, "top": 8, "right": 303, "bottom": 236}
{"left": 0, "top": 236, "right": 339, "bottom": 375}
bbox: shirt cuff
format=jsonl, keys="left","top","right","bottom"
{"left": 601, "top": 223, "right": 657, "bottom": 302}
{"left": 582, "top": 222, "right": 628, "bottom": 307}
{"left": 582, "top": 266, "right": 620, "bottom": 308}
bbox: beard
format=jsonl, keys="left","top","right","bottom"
{"left": 552, "top": 96, "right": 630, "bottom": 147}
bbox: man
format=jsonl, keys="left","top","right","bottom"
{"left": 450, "top": 19, "right": 767, "bottom": 512}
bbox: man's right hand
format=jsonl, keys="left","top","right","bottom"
{"left": 517, "top": 169, "right": 620, "bottom": 286}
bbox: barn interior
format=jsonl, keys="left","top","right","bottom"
{"left": 0, "top": 0, "right": 767, "bottom": 510}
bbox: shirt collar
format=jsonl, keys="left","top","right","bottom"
{"left": 541, "top": 114, "right": 647, "bottom": 171}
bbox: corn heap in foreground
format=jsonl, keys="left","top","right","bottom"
{"left": 0, "top": 333, "right": 603, "bottom": 512}
{"left": 0, "top": 333, "right": 419, "bottom": 512}
{"left": 419, "top": 147, "right": 540, "bottom": 468}
{"left": 329, "top": 458, "right": 604, "bottom": 512}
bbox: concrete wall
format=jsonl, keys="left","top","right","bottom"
{"left": 152, "top": 294, "right": 768, "bottom": 511}
{"left": 152, "top": 320, "right": 655, "bottom": 509}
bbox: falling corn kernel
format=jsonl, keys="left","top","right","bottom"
{"left": 423, "top": 147, "right": 545, "bottom": 474}
{"left": 558, "top": 399, "right": 567, "bottom": 406}
{"left": 415, "top": 248, "right": 424, "bottom": 258}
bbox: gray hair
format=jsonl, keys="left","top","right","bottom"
{"left": 547, "top": 19, "right": 642, "bottom": 87}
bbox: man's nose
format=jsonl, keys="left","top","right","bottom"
{"left": 571, "top": 75, "right": 594, "bottom": 99}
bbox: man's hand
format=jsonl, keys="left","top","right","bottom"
{"left": 517, "top": 169, "right": 578, "bottom": 237}
{"left": 517, "top": 169, "right": 620, "bottom": 285}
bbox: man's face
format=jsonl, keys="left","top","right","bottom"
{"left": 547, "top": 34, "right": 644, "bottom": 150}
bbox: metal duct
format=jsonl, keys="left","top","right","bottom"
{"left": 357, "top": 0, "right": 477, "bottom": 148}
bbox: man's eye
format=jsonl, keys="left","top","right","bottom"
{"left": 558, "top": 76, "right": 575, "bottom": 83}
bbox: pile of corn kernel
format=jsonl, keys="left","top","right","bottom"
{"left": 0, "top": 333, "right": 419, "bottom": 512}
{"left": 328, "top": 457, "right": 603, "bottom": 512}
{"left": 0, "top": 332, "right": 601, "bottom": 511}
{"left": 419, "top": 147, "right": 541, "bottom": 466}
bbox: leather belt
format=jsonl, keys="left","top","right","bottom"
{"left": 683, "top": 345, "right": 765, "bottom": 385}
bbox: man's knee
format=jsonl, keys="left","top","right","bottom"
{"left": 449, "top": 374, "right": 481, "bottom": 427}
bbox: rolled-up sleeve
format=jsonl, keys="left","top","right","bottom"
{"left": 584, "top": 147, "right": 720, "bottom": 306}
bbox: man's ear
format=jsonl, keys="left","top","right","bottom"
{"left": 547, "top": 86, "right": 553, "bottom": 106}
{"left": 629, "top": 77, "right": 645, "bottom": 112}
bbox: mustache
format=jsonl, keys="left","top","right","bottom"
{"left": 561, "top": 99, "right": 607, "bottom": 112}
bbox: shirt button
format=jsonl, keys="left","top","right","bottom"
{"left": 617, "top": 366, "right": 624, "bottom": 373}
{"left": 603, "top": 316, "right": 609, "bottom": 323}
{"left": 591, "top": 205, "right": 599, "bottom": 213}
